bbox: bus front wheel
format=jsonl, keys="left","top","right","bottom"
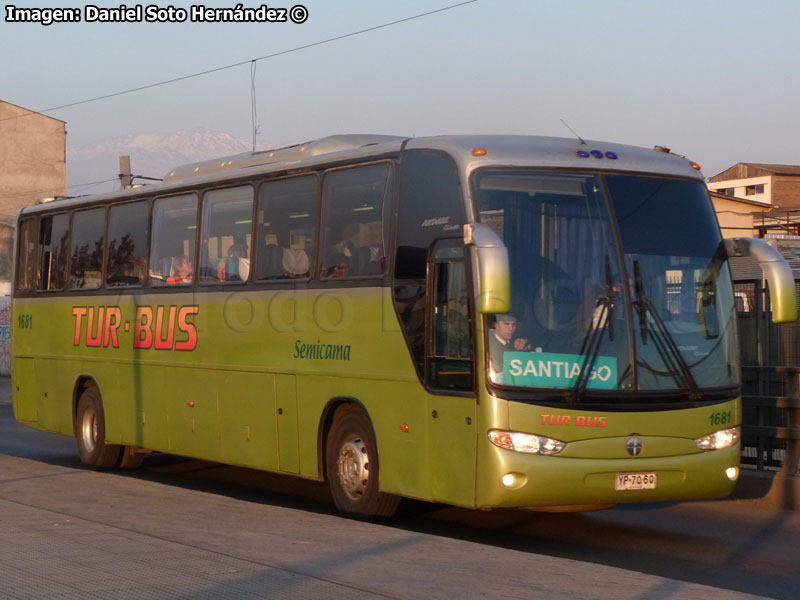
{"left": 326, "top": 408, "right": 400, "bottom": 519}
{"left": 74, "top": 387, "right": 122, "bottom": 469}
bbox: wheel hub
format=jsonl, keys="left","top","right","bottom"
{"left": 81, "top": 406, "right": 98, "bottom": 454}
{"left": 337, "top": 436, "right": 369, "bottom": 499}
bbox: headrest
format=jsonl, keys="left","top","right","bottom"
{"left": 283, "top": 248, "right": 309, "bottom": 275}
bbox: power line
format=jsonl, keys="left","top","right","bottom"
{"left": 1, "top": 1, "right": 478, "bottom": 123}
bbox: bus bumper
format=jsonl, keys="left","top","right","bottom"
{"left": 475, "top": 443, "right": 740, "bottom": 508}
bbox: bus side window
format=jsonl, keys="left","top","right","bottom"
{"left": 428, "top": 242, "right": 473, "bottom": 391}
{"left": 199, "top": 186, "right": 253, "bottom": 283}
{"left": 37, "top": 213, "right": 70, "bottom": 291}
{"left": 15, "top": 218, "right": 37, "bottom": 291}
{"left": 106, "top": 201, "right": 149, "bottom": 287}
{"left": 257, "top": 175, "right": 318, "bottom": 280}
{"left": 150, "top": 194, "right": 197, "bottom": 286}
{"left": 70, "top": 207, "right": 105, "bottom": 289}
{"left": 321, "top": 163, "right": 390, "bottom": 279}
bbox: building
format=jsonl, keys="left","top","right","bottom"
{"left": 707, "top": 163, "right": 800, "bottom": 208}
{"left": 0, "top": 100, "right": 67, "bottom": 286}
{"left": 707, "top": 163, "right": 800, "bottom": 239}
{"left": 709, "top": 190, "right": 764, "bottom": 238}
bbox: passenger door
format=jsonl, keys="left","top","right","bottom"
{"left": 426, "top": 240, "right": 478, "bottom": 505}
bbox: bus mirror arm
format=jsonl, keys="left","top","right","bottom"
{"left": 724, "top": 238, "right": 798, "bottom": 323}
{"left": 464, "top": 223, "right": 511, "bottom": 314}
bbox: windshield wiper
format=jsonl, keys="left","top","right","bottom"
{"left": 632, "top": 260, "right": 702, "bottom": 401}
{"left": 570, "top": 257, "right": 615, "bottom": 404}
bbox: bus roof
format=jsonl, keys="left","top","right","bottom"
{"left": 21, "top": 134, "right": 704, "bottom": 216}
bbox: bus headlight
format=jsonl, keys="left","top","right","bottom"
{"left": 694, "top": 426, "right": 741, "bottom": 451}
{"left": 488, "top": 429, "right": 566, "bottom": 455}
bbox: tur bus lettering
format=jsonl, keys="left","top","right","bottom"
{"left": 134, "top": 306, "right": 199, "bottom": 350}
{"left": 71, "top": 305, "right": 198, "bottom": 351}
{"left": 540, "top": 414, "right": 608, "bottom": 427}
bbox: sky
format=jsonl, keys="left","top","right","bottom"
{"left": 3, "top": 0, "right": 800, "bottom": 179}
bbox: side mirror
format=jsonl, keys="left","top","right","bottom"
{"left": 724, "top": 238, "right": 798, "bottom": 323}
{"left": 464, "top": 223, "right": 511, "bottom": 314}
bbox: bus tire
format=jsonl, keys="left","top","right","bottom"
{"left": 326, "top": 409, "right": 400, "bottom": 520}
{"left": 74, "top": 387, "right": 122, "bottom": 469}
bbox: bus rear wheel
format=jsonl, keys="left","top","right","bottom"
{"left": 75, "top": 387, "right": 122, "bottom": 469}
{"left": 326, "top": 408, "right": 400, "bottom": 519}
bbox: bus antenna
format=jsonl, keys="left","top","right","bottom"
{"left": 560, "top": 119, "right": 587, "bottom": 146}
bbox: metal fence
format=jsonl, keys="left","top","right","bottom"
{"left": 735, "top": 279, "right": 800, "bottom": 475}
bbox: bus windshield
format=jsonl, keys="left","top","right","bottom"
{"left": 475, "top": 170, "right": 738, "bottom": 397}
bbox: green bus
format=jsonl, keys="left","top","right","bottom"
{"left": 12, "top": 134, "right": 796, "bottom": 518}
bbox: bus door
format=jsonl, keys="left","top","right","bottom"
{"left": 426, "top": 240, "right": 478, "bottom": 504}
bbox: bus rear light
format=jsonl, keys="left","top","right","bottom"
{"left": 472, "top": 147, "right": 487, "bottom": 156}
{"left": 690, "top": 161, "right": 702, "bottom": 170}
{"left": 488, "top": 429, "right": 566, "bottom": 455}
{"left": 694, "top": 426, "right": 740, "bottom": 451}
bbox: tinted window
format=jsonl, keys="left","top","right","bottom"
{"left": 70, "top": 207, "right": 105, "bottom": 289}
{"left": 321, "top": 163, "right": 390, "bottom": 278}
{"left": 256, "top": 176, "right": 317, "bottom": 279}
{"left": 37, "top": 213, "right": 70, "bottom": 291}
{"left": 606, "top": 176, "right": 722, "bottom": 258}
{"left": 394, "top": 150, "right": 466, "bottom": 377}
{"left": 107, "top": 201, "right": 149, "bottom": 287}
{"left": 395, "top": 151, "right": 464, "bottom": 275}
{"left": 15, "top": 218, "right": 37, "bottom": 291}
{"left": 150, "top": 194, "right": 197, "bottom": 286}
{"left": 199, "top": 186, "right": 253, "bottom": 283}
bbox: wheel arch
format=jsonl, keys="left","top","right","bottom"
{"left": 72, "top": 375, "right": 98, "bottom": 421}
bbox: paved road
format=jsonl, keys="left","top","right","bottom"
{"left": 1, "top": 402, "right": 799, "bottom": 599}
{"left": 0, "top": 376, "right": 10, "bottom": 405}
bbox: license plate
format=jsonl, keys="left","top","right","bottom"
{"left": 615, "top": 472, "right": 657, "bottom": 491}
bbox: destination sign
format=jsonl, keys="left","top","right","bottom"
{"left": 503, "top": 351, "right": 618, "bottom": 389}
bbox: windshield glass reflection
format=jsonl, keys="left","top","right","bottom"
{"left": 475, "top": 170, "right": 738, "bottom": 397}
{"left": 606, "top": 175, "right": 738, "bottom": 390}
{"left": 475, "top": 171, "right": 632, "bottom": 392}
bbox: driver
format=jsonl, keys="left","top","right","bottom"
{"left": 489, "top": 314, "right": 532, "bottom": 377}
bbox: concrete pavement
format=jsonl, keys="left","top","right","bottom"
{"left": 2, "top": 430, "right": 787, "bottom": 600}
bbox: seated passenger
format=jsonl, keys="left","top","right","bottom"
{"left": 324, "top": 249, "right": 349, "bottom": 277}
{"left": 217, "top": 243, "right": 250, "bottom": 281}
{"left": 166, "top": 255, "right": 193, "bottom": 284}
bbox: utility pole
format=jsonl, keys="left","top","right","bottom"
{"left": 119, "top": 156, "right": 132, "bottom": 189}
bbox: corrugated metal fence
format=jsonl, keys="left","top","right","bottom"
{"left": 735, "top": 280, "right": 800, "bottom": 476}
